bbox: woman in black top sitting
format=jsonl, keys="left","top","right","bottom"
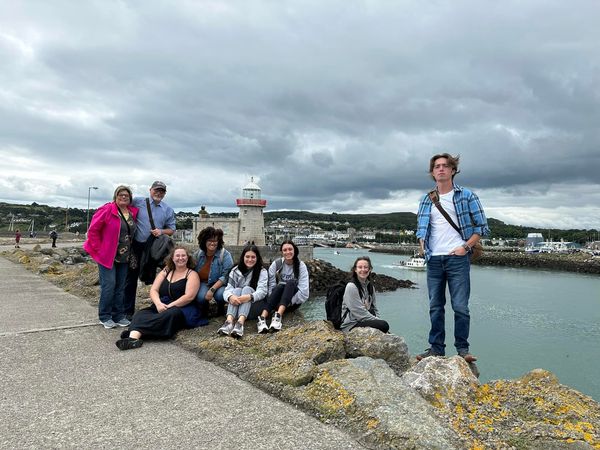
{"left": 116, "top": 245, "right": 200, "bottom": 350}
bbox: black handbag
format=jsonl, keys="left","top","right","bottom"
{"left": 145, "top": 198, "right": 174, "bottom": 262}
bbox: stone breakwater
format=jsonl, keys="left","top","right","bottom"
{"left": 3, "top": 246, "right": 600, "bottom": 448}
{"left": 305, "top": 259, "right": 415, "bottom": 294}
{"left": 0, "top": 247, "right": 415, "bottom": 305}
{"left": 178, "top": 321, "right": 600, "bottom": 449}
{"left": 477, "top": 251, "right": 600, "bottom": 274}
{"left": 371, "top": 247, "right": 600, "bottom": 275}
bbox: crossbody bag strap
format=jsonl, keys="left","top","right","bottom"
{"left": 116, "top": 208, "right": 134, "bottom": 253}
{"left": 145, "top": 198, "right": 156, "bottom": 230}
{"left": 117, "top": 208, "right": 132, "bottom": 237}
{"left": 428, "top": 190, "right": 462, "bottom": 236}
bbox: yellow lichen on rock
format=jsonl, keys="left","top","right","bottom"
{"left": 366, "top": 417, "right": 379, "bottom": 429}
{"left": 305, "top": 368, "right": 355, "bottom": 416}
{"left": 441, "top": 369, "right": 600, "bottom": 448}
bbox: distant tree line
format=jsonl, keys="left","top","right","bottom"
{"left": 0, "top": 203, "right": 597, "bottom": 244}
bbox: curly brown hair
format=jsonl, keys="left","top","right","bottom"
{"left": 197, "top": 226, "right": 224, "bottom": 252}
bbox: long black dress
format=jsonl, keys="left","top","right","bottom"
{"left": 128, "top": 269, "right": 191, "bottom": 339}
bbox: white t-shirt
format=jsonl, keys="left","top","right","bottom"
{"left": 429, "top": 191, "right": 465, "bottom": 255}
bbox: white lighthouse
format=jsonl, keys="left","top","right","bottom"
{"left": 236, "top": 177, "right": 267, "bottom": 246}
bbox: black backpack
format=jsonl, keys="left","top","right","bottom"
{"left": 325, "top": 281, "right": 349, "bottom": 329}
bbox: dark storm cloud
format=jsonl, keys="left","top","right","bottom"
{"left": 1, "top": 1, "right": 599, "bottom": 227}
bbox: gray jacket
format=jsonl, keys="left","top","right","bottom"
{"left": 224, "top": 266, "right": 268, "bottom": 302}
{"left": 340, "top": 280, "right": 379, "bottom": 331}
{"left": 267, "top": 259, "right": 310, "bottom": 305}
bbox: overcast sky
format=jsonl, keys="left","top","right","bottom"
{"left": 1, "top": 1, "right": 599, "bottom": 230}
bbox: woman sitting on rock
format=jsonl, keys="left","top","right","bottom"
{"left": 218, "top": 244, "right": 268, "bottom": 338}
{"left": 194, "top": 226, "right": 234, "bottom": 318}
{"left": 116, "top": 246, "right": 201, "bottom": 350}
{"left": 252, "top": 240, "right": 309, "bottom": 333}
{"left": 340, "top": 256, "right": 389, "bottom": 333}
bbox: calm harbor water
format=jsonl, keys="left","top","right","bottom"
{"left": 301, "top": 247, "right": 600, "bottom": 401}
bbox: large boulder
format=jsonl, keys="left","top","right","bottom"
{"left": 400, "top": 356, "right": 479, "bottom": 408}
{"left": 297, "top": 357, "right": 462, "bottom": 449}
{"left": 414, "top": 367, "right": 600, "bottom": 449}
{"left": 344, "top": 327, "right": 411, "bottom": 376}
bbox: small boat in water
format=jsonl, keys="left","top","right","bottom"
{"left": 394, "top": 254, "right": 427, "bottom": 271}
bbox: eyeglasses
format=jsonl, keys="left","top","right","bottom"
{"left": 207, "top": 239, "right": 218, "bottom": 244}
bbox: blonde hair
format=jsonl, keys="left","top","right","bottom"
{"left": 113, "top": 185, "right": 133, "bottom": 202}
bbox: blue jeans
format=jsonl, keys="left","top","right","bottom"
{"left": 98, "top": 262, "right": 128, "bottom": 322}
{"left": 426, "top": 255, "right": 471, "bottom": 355}
{"left": 196, "top": 282, "right": 226, "bottom": 315}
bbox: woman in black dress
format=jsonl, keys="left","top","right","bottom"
{"left": 116, "top": 245, "right": 200, "bottom": 350}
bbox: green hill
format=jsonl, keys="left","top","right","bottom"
{"left": 0, "top": 202, "right": 596, "bottom": 244}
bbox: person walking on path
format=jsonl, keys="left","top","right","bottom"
{"left": 14, "top": 229, "right": 21, "bottom": 248}
{"left": 49, "top": 230, "right": 58, "bottom": 248}
{"left": 415, "top": 153, "right": 489, "bottom": 363}
{"left": 84, "top": 185, "right": 139, "bottom": 329}
{"left": 123, "top": 181, "right": 176, "bottom": 319}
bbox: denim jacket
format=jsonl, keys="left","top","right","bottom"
{"left": 416, "top": 183, "right": 489, "bottom": 261}
{"left": 194, "top": 248, "right": 234, "bottom": 286}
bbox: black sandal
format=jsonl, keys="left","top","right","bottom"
{"left": 115, "top": 337, "right": 143, "bottom": 351}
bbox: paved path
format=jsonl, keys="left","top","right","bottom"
{"left": 0, "top": 256, "right": 364, "bottom": 449}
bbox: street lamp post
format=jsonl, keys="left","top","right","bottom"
{"left": 86, "top": 186, "right": 98, "bottom": 232}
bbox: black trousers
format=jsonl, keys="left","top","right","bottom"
{"left": 248, "top": 282, "right": 299, "bottom": 319}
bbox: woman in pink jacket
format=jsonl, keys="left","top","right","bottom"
{"left": 84, "top": 185, "right": 139, "bottom": 329}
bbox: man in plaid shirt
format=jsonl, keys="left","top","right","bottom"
{"left": 416, "top": 153, "right": 489, "bottom": 363}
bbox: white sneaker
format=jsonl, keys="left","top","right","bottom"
{"left": 269, "top": 313, "right": 282, "bottom": 332}
{"left": 257, "top": 316, "right": 269, "bottom": 334}
{"left": 217, "top": 320, "right": 234, "bottom": 336}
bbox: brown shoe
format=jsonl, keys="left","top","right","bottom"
{"left": 416, "top": 348, "right": 443, "bottom": 361}
{"left": 458, "top": 351, "right": 477, "bottom": 363}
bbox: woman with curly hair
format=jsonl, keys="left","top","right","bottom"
{"left": 116, "top": 246, "right": 200, "bottom": 350}
{"left": 194, "top": 226, "right": 233, "bottom": 318}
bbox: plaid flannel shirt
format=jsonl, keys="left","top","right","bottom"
{"left": 416, "top": 183, "right": 489, "bottom": 261}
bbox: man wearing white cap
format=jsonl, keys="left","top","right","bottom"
{"left": 123, "top": 181, "right": 176, "bottom": 318}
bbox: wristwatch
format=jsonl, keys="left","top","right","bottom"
{"left": 462, "top": 243, "right": 471, "bottom": 252}
{"left": 209, "top": 287, "right": 216, "bottom": 293}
